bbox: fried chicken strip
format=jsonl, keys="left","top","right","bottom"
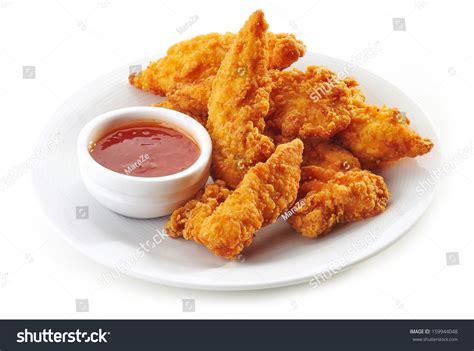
{"left": 164, "top": 180, "right": 231, "bottom": 238}
{"left": 151, "top": 76, "right": 213, "bottom": 125}
{"left": 262, "top": 131, "right": 361, "bottom": 172}
{"left": 265, "top": 66, "right": 353, "bottom": 139}
{"left": 167, "top": 139, "right": 303, "bottom": 259}
{"left": 302, "top": 140, "right": 361, "bottom": 171}
{"left": 206, "top": 10, "right": 275, "bottom": 188}
{"left": 156, "top": 65, "right": 355, "bottom": 133}
{"left": 129, "top": 31, "right": 305, "bottom": 96}
{"left": 289, "top": 166, "right": 390, "bottom": 238}
{"left": 337, "top": 99, "right": 434, "bottom": 167}
{"left": 297, "top": 165, "right": 338, "bottom": 198}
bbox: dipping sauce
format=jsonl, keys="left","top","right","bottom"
{"left": 89, "top": 121, "right": 200, "bottom": 177}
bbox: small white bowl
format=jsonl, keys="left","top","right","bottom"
{"left": 77, "top": 106, "right": 212, "bottom": 218}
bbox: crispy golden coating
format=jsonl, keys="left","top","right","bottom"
{"left": 266, "top": 32, "right": 306, "bottom": 70}
{"left": 302, "top": 140, "right": 361, "bottom": 171}
{"left": 206, "top": 10, "right": 275, "bottom": 189}
{"left": 152, "top": 76, "right": 213, "bottom": 125}
{"left": 289, "top": 166, "right": 390, "bottom": 238}
{"left": 130, "top": 32, "right": 232, "bottom": 95}
{"left": 164, "top": 180, "right": 231, "bottom": 238}
{"left": 154, "top": 66, "right": 356, "bottom": 130}
{"left": 263, "top": 132, "right": 361, "bottom": 172}
{"left": 263, "top": 127, "right": 294, "bottom": 146}
{"left": 265, "top": 66, "right": 352, "bottom": 139}
{"left": 194, "top": 139, "right": 303, "bottom": 259}
{"left": 129, "top": 31, "right": 305, "bottom": 96}
{"left": 165, "top": 139, "right": 303, "bottom": 258}
{"left": 297, "top": 166, "right": 339, "bottom": 199}
{"left": 337, "top": 101, "right": 434, "bottom": 166}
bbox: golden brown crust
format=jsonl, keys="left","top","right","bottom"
{"left": 196, "top": 139, "right": 303, "bottom": 258}
{"left": 289, "top": 167, "right": 390, "bottom": 238}
{"left": 302, "top": 140, "right": 361, "bottom": 171}
{"left": 298, "top": 165, "right": 338, "bottom": 197}
{"left": 164, "top": 180, "right": 231, "bottom": 239}
{"left": 129, "top": 31, "right": 305, "bottom": 96}
{"left": 151, "top": 76, "right": 213, "bottom": 126}
{"left": 206, "top": 10, "right": 275, "bottom": 189}
{"left": 165, "top": 139, "right": 303, "bottom": 259}
{"left": 151, "top": 32, "right": 306, "bottom": 123}
{"left": 337, "top": 101, "right": 434, "bottom": 166}
{"left": 266, "top": 32, "right": 306, "bottom": 69}
{"left": 130, "top": 32, "right": 234, "bottom": 95}
{"left": 266, "top": 66, "right": 353, "bottom": 139}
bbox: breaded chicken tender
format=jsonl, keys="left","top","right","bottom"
{"left": 289, "top": 166, "right": 390, "bottom": 238}
{"left": 130, "top": 32, "right": 231, "bottom": 95}
{"left": 129, "top": 31, "right": 305, "bottom": 96}
{"left": 337, "top": 100, "right": 434, "bottom": 167}
{"left": 266, "top": 32, "right": 307, "bottom": 70}
{"left": 263, "top": 127, "right": 294, "bottom": 146}
{"left": 173, "top": 139, "right": 303, "bottom": 259}
{"left": 297, "top": 165, "right": 338, "bottom": 198}
{"left": 265, "top": 66, "right": 353, "bottom": 139}
{"left": 206, "top": 10, "right": 275, "bottom": 189}
{"left": 164, "top": 180, "right": 231, "bottom": 238}
{"left": 152, "top": 76, "right": 213, "bottom": 125}
{"left": 302, "top": 140, "right": 361, "bottom": 171}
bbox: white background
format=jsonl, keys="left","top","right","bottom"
{"left": 0, "top": 0, "right": 473, "bottom": 318}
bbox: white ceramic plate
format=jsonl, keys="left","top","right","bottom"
{"left": 32, "top": 52, "right": 441, "bottom": 290}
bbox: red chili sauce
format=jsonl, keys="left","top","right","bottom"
{"left": 89, "top": 120, "right": 200, "bottom": 177}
